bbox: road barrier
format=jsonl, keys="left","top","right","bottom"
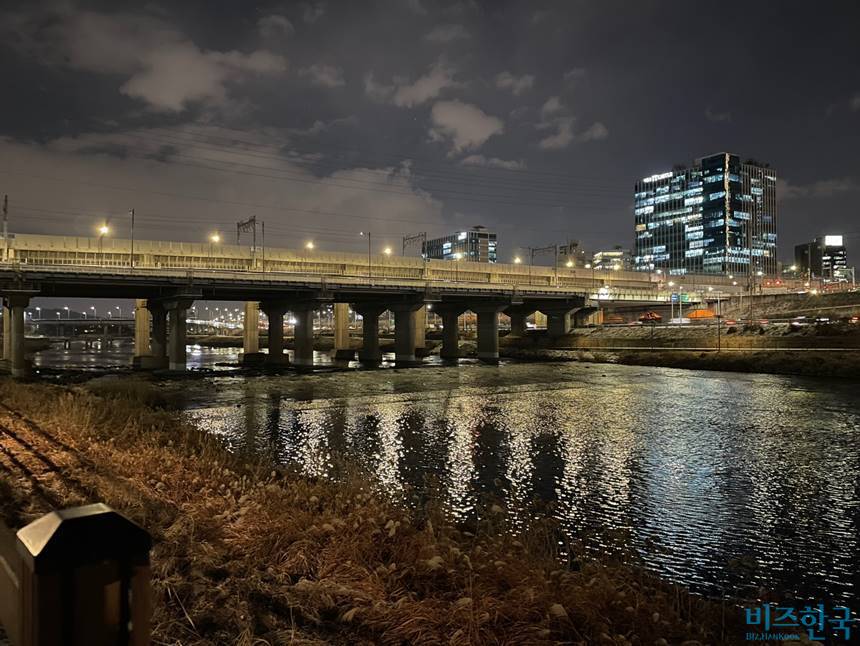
{"left": 0, "top": 503, "right": 151, "bottom": 645}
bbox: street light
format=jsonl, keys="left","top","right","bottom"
{"left": 565, "top": 260, "right": 573, "bottom": 268}
{"left": 453, "top": 252, "right": 463, "bottom": 281}
{"left": 98, "top": 224, "right": 110, "bottom": 266}
{"left": 305, "top": 241, "right": 315, "bottom": 250}
{"left": 63, "top": 306, "right": 70, "bottom": 319}
{"left": 90, "top": 306, "right": 96, "bottom": 318}
{"left": 116, "top": 305, "right": 122, "bottom": 317}
{"left": 513, "top": 256, "right": 522, "bottom": 264}
{"left": 208, "top": 232, "right": 221, "bottom": 266}
{"left": 383, "top": 247, "right": 392, "bottom": 256}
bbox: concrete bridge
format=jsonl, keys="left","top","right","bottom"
{"left": 0, "top": 233, "right": 716, "bottom": 376}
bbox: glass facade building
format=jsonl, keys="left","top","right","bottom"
{"left": 422, "top": 227, "right": 497, "bottom": 263}
{"left": 634, "top": 153, "right": 777, "bottom": 276}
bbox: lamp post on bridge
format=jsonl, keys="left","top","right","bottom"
{"left": 98, "top": 224, "right": 110, "bottom": 266}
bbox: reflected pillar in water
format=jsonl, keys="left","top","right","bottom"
{"left": 436, "top": 304, "right": 465, "bottom": 359}
{"left": 391, "top": 302, "right": 423, "bottom": 365}
{"left": 354, "top": 303, "right": 385, "bottom": 364}
{"left": 292, "top": 305, "right": 315, "bottom": 369}
{"left": 261, "top": 301, "right": 288, "bottom": 365}
{"left": 133, "top": 299, "right": 151, "bottom": 367}
{"left": 333, "top": 302, "right": 354, "bottom": 360}
{"left": 241, "top": 301, "right": 262, "bottom": 364}
{"left": 475, "top": 304, "right": 506, "bottom": 363}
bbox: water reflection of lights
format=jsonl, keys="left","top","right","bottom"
{"left": 173, "top": 363, "right": 859, "bottom": 605}
{"left": 441, "top": 398, "right": 484, "bottom": 522}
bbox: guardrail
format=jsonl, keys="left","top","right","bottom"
{"left": 0, "top": 503, "right": 151, "bottom": 645}
{"left": 1, "top": 262, "right": 677, "bottom": 303}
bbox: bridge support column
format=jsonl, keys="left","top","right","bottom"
{"left": 143, "top": 303, "right": 168, "bottom": 369}
{"left": 392, "top": 303, "right": 422, "bottom": 365}
{"left": 354, "top": 304, "right": 385, "bottom": 363}
{"left": 475, "top": 305, "right": 505, "bottom": 363}
{"left": 261, "top": 302, "right": 288, "bottom": 365}
{"left": 505, "top": 306, "right": 534, "bottom": 337}
{"left": 547, "top": 309, "right": 573, "bottom": 337}
{"left": 292, "top": 306, "right": 315, "bottom": 369}
{"left": 437, "top": 306, "right": 465, "bottom": 359}
{"left": 165, "top": 300, "right": 193, "bottom": 371}
{"left": 7, "top": 295, "right": 31, "bottom": 378}
{"left": 413, "top": 305, "right": 427, "bottom": 352}
{"left": 242, "top": 301, "right": 260, "bottom": 360}
{"left": 333, "top": 302, "right": 354, "bottom": 360}
{"left": 572, "top": 306, "right": 599, "bottom": 328}
{"left": 133, "top": 299, "right": 150, "bottom": 364}
{"left": 2, "top": 301, "right": 10, "bottom": 362}
{"left": 509, "top": 312, "right": 527, "bottom": 336}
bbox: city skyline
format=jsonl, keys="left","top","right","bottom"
{"left": 0, "top": 1, "right": 858, "bottom": 262}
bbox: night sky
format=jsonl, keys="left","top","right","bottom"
{"left": 1, "top": 0, "right": 859, "bottom": 264}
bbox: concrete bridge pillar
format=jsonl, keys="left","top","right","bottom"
{"left": 572, "top": 306, "right": 599, "bottom": 328}
{"left": 475, "top": 306, "right": 505, "bottom": 363}
{"left": 292, "top": 306, "right": 315, "bottom": 369}
{"left": 436, "top": 306, "right": 465, "bottom": 359}
{"left": 7, "top": 295, "right": 31, "bottom": 377}
{"left": 546, "top": 309, "right": 573, "bottom": 337}
{"left": 143, "top": 303, "right": 168, "bottom": 369}
{"left": 509, "top": 312, "right": 527, "bottom": 336}
{"left": 243, "top": 301, "right": 260, "bottom": 355}
{"left": 354, "top": 304, "right": 385, "bottom": 363}
{"left": 333, "top": 302, "right": 354, "bottom": 360}
{"left": 413, "top": 305, "right": 427, "bottom": 351}
{"left": 504, "top": 305, "right": 535, "bottom": 337}
{"left": 261, "top": 302, "right": 288, "bottom": 365}
{"left": 391, "top": 303, "right": 422, "bottom": 364}
{"left": 165, "top": 300, "right": 193, "bottom": 371}
{"left": 2, "top": 301, "right": 10, "bottom": 362}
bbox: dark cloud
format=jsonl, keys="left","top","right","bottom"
{"left": 0, "top": 0, "right": 858, "bottom": 259}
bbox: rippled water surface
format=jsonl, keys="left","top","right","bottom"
{"left": 168, "top": 361, "right": 860, "bottom": 606}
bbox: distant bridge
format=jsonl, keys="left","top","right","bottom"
{"left": 0, "top": 233, "right": 731, "bottom": 375}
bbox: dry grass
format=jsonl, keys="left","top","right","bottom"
{"left": 0, "top": 378, "right": 742, "bottom": 645}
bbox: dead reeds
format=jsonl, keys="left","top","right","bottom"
{"left": 0, "top": 378, "right": 740, "bottom": 644}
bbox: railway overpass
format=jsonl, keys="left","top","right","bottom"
{"left": 0, "top": 233, "right": 719, "bottom": 375}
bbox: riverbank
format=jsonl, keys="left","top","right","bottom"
{"left": 499, "top": 346, "right": 860, "bottom": 379}
{"left": 0, "top": 377, "right": 744, "bottom": 644}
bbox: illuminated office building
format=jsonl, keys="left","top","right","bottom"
{"left": 795, "top": 235, "right": 848, "bottom": 281}
{"left": 634, "top": 153, "right": 777, "bottom": 276}
{"left": 422, "top": 226, "right": 497, "bottom": 262}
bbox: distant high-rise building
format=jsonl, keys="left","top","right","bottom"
{"left": 795, "top": 235, "right": 848, "bottom": 281}
{"left": 634, "top": 153, "right": 778, "bottom": 276}
{"left": 592, "top": 248, "right": 633, "bottom": 271}
{"left": 422, "top": 226, "right": 497, "bottom": 262}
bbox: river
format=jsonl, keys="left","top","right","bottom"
{"left": 34, "top": 344, "right": 860, "bottom": 609}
